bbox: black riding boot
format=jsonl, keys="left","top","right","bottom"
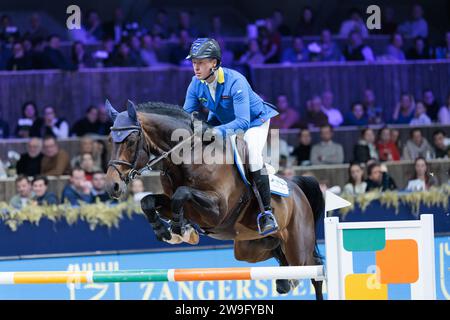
{"left": 251, "top": 169, "right": 279, "bottom": 235}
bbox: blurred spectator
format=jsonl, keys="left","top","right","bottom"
{"left": 85, "top": 10, "right": 104, "bottom": 42}
{"left": 216, "top": 38, "right": 234, "bottom": 67}
{"left": 9, "top": 175, "right": 33, "bottom": 209}
{"left": 321, "top": 91, "right": 343, "bottom": 127}
{"left": 140, "top": 34, "right": 160, "bottom": 67}
{"left": 0, "top": 14, "right": 20, "bottom": 43}
{"left": 280, "top": 167, "right": 295, "bottom": 180}
{"left": 71, "top": 41, "right": 94, "bottom": 69}
{"left": 436, "top": 31, "right": 450, "bottom": 59}
{"left": 34, "top": 106, "right": 69, "bottom": 139}
{"left": 291, "top": 128, "right": 312, "bottom": 166}
{"left": 239, "top": 39, "right": 265, "bottom": 65}
{"left": 79, "top": 153, "right": 95, "bottom": 181}
{"left": 0, "top": 40, "right": 11, "bottom": 70}
{"left": 344, "top": 102, "right": 368, "bottom": 126}
{"left": 398, "top": 4, "right": 428, "bottom": 38}
{"left": 102, "top": 7, "right": 126, "bottom": 43}
{"left": 269, "top": 95, "right": 300, "bottom": 129}
{"left": 320, "top": 29, "right": 342, "bottom": 62}
{"left": 71, "top": 106, "right": 100, "bottom": 136}
{"left": 343, "top": 162, "right": 367, "bottom": 195}
{"left": 128, "top": 35, "right": 145, "bottom": 66}
{"left": 390, "top": 129, "right": 402, "bottom": 151}
{"left": 177, "top": 11, "right": 199, "bottom": 38}
{"left": 169, "top": 29, "right": 191, "bottom": 66}
{"left": 71, "top": 136, "right": 103, "bottom": 172}
{"left": 376, "top": 127, "right": 401, "bottom": 161}
{"left": 15, "top": 101, "right": 43, "bottom": 138}
{"left": 402, "top": 128, "right": 435, "bottom": 160}
{"left": 432, "top": 129, "right": 450, "bottom": 159}
{"left": 258, "top": 19, "right": 281, "bottom": 63}
{"left": 377, "top": 7, "right": 398, "bottom": 35}
{"left": 31, "top": 175, "right": 58, "bottom": 205}
{"left": 296, "top": 6, "right": 318, "bottom": 36}
{"left": 272, "top": 10, "right": 291, "bottom": 36}
{"left": 438, "top": 93, "right": 450, "bottom": 124}
{"left": 16, "top": 137, "right": 43, "bottom": 177}
{"left": 61, "top": 168, "right": 93, "bottom": 206}
{"left": 26, "top": 13, "right": 48, "bottom": 42}
{"left": 385, "top": 33, "right": 406, "bottom": 61}
{"left": 30, "top": 37, "right": 48, "bottom": 69}
{"left": 366, "top": 163, "right": 397, "bottom": 191}
{"left": 310, "top": 125, "right": 344, "bottom": 165}
{"left": 339, "top": 8, "right": 369, "bottom": 39}
{"left": 406, "top": 36, "right": 433, "bottom": 60}
{"left": 111, "top": 40, "right": 144, "bottom": 67}
{"left": 151, "top": 9, "right": 172, "bottom": 39}
{"left": 392, "top": 93, "right": 415, "bottom": 124}
{"left": 93, "top": 139, "right": 108, "bottom": 172}
{"left": 43, "top": 35, "right": 72, "bottom": 70}
{"left": 422, "top": 89, "right": 440, "bottom": 121}
{"left": 153, "top": 34, "right": 171, "bottom": 63}
{"left": 7, "top": 41, "right": 32, "bottom": 70}
{"left": 41, "top": 135, "right": 71, "bottom": 176}
{"left": 362, "top": 89, "right": 383, "bottom": 124}
{"left": 210, "top": 15, "right": 225, "bottom": 38}
{"left": 94, "top": 37, "right": 115, "bottom": 67}
{"left": 281, "top": 36, "right": 309, "bottom": 63}
{"left": 405, "top": 157, "right": 438, "bottom": 191}
{"left": 97, "top": 103, "right": 113, "bottom": 135}
{"left": 353, "top": 128, "right": 378, "bottom": 163}
{"left": 0, "top": 113, "right": 9, "bottom": 138}
{"left": 343, "top": 30, "right": 375, "bottom": 62}
{"left": 304, "top": 96, "right": 329, "bottom": 128}
{"left": 410, "top": 101, "right": 431, "bottom": 125}
{"left": 91, "top": 171, "right": 110, "bottom": 202}
{"left": 129, "top": 178, "right": 149, "bottom": 202}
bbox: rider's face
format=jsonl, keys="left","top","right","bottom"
{"left": 192, "top": 58, "right": 216, "bottom": 80}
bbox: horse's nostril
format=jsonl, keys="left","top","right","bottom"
{"left": 114, "top": 183, "right": 120, "bottom": 192}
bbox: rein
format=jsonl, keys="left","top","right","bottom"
{"left": 108, "top": 124, "right": 196, "bottom": 184}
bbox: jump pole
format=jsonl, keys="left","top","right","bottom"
{"left": 0, "top": 266, "right": 325, "bottom": 285}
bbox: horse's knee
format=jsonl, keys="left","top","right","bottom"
{"left": 141, "top": 195, "right": 155, "bottom": 212}
{"left": 172, "top": 186, "right": 191, "bottom": 203}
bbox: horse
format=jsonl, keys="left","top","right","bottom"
{"left": 104, "top": 99, "right": 325, "bottom": 299}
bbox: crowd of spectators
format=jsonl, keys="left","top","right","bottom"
{"left": 0, "top": 4, "right": 450, "bottom": 71}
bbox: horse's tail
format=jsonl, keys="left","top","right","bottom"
{"left": 291, "top": 175, "right": 325, "bottom": 264}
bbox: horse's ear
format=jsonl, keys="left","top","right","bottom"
{"left": 127, "top": 100, "right": 137, "bottom": 123}
{"left": 105, "top": 99, "right": 119, "bottom": 122}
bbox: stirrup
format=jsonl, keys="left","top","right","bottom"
{"left": 257, "top": 210, "right": 279, "bottom": 236}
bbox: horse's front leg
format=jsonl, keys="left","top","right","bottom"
{"left": 141, "top": 194, "right": 172, "bottom": 242}
{"left": 171, "top": 186, "right": 221, "bottom": 235}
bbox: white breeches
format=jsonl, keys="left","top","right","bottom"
{"left": 243, "top": 120, "right": 270, "bottom": 172}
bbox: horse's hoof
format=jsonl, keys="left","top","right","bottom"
{"left": 156, "top": 230, "right": 172, "bottom": 242}
{"left": 276, "top": 279, "right": 291, "bottom": 294}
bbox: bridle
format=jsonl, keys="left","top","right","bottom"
{"left": 108, "top": 125, "right": 145, "bottom": 184}
{"left": 108, "top": 123, "right": 197, "bottom": 185}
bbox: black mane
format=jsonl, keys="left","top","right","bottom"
{"left": 136, "top": 101, "right": 191, "bottom": 122}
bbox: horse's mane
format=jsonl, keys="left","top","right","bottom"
{"left": 136, "top": 101, "right": 191, "bottom": 124}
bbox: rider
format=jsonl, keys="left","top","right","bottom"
{"left": 183, "top": 38, "right": 280, "bottom": 235}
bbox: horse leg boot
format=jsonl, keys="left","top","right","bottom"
{"left": 250, "top": 169, "right": 278, "bottom": 235}
{"left": 141, "top": 195, "right": 172, "bottom": 242}
{"left": 171, "top": 186, "right": 192, "bottom": 236}
{"left": 272, "top": 245, "right": 298, "bottom": 294}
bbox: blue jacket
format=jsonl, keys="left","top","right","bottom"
{"left": 183, "top": 67, "right": 279, "bottom": 135}
{"left": 61, "top": 185, "right": 93, "bottom": 206}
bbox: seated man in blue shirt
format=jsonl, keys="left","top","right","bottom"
{"left": 31, "top": 175, "right": 58, "bottom": 205}
{"left": 61, "top": 168, "right": 94, "bottom": 206}
{"left": 183, "top": 38, "right": 280, "bottom": 235}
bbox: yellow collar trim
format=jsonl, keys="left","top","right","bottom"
{"left": 200, "top": 67, "right": 224, "bottom": 84}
